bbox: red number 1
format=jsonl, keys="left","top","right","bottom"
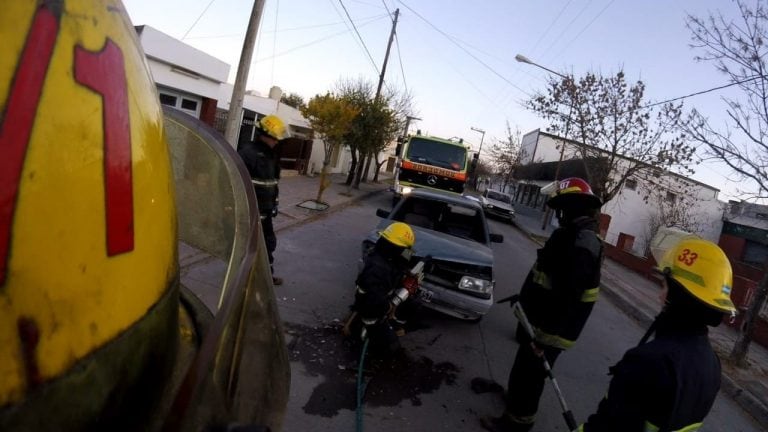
{"left": 74, "top": 39, "right": 135, "bottom": 257}
{"left": 0, "top": 5, "right": 134, "bottom": 286}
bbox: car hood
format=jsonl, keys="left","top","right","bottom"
{"left": 368, "top": 224, "right": 493, "bottom": 267}
{"left": 485, "top": 197, "right": 513, "bottom": 210}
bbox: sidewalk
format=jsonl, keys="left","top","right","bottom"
{"left": 511, "top": 202, "right": 768, "bottom": 429}
{"left": 273, "top": 171, "right": 392, "bottom": 233}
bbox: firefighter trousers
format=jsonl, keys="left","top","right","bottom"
{"left": 505, "top": 336, "right": 562, "bottom": 430}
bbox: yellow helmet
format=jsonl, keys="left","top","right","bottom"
{"left": 0, "top": 0, "right": 177, "bottom": 421}
{"left": 658, "top": 238, "right": 736, "bottom": 313}
{"left": 258, "top": 114, "right": 287, "bottom": 140}
{"left": 380, "top": 222, "right": 415, "bottom": 248}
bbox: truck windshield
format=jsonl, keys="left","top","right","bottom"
{"left": 406, "top": 137, "right": 466, "bottom": 170}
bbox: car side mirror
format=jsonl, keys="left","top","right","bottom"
{"left": 490, "top": 233, "right": 504, "bottom": 243}
{"left": 376, "top": 208, "right": 390, "bottom": 218}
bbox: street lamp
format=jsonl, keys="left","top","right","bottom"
{"left": 470, "top": 127, "right": 486, "bottom": 190}
{"left": 516, "top": 54, "right": 572, "bottom": 229}
{"left": 515, "top": 54, "right": 568, "bottom": 79}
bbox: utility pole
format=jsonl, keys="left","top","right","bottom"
{"left": 357, "top": 8, "right": 400, "bottom": 187}
{"left": 375, "top": 8, "right": 399, "bottom": 100}
{"left": 224, "top": 0, "right": 267, "bottom": 148}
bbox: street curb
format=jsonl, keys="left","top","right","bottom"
{"left": 721, "top": 373, "right": 768, "bottom": 430}
{"left": 512, "top": 224, "right": 768, "bottom": 429}
{"left": 274, "top": 185, "right": 388, "bottom": 234}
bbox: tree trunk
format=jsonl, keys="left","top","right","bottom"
{"left": 373, "top": 156, "right": 386, "bottom": 182}
{"left": 731, "top": 268, "right": 768, "bottom": 368}
{"left": 362, "top": 153, "right": 373, "bottom": 183}
{"left": 345, "top": 148, "right": 358, "bottom": 185}
{"left": 315, "top": 162, "right": 331, "bottom": 202}
{"left": 353, "top": 152, "right": 367, "bottom": 189}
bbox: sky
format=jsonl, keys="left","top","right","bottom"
{"left": 123, "top": 0, "right": 752, "bottom": 201}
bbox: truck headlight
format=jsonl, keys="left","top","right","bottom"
{"left": 458, "top": 276, "right": 493, "bottom": 294}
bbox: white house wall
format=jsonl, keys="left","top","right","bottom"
{"left": 136, "top": 26, "right": 229, "bottom": 84}
{"left": 521, "top": 130, "right": 725, "bottom": 255}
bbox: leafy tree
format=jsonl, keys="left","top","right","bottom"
{"left": 280, "top": 92, "right": 306, "bottom": 110}
{"left": 486, "top": 121, "right": 522, "bottom": 191}
{"left": 300, "top": 92, "right": 358, "bottom": 202}
{"left": 683, "top": 0, "right": 768, "bottom": 367}
{"left": 527, "top": 72, "right": 695, "bottom": 206}
{"left": 334, "top": 78, "right": 414, "bottom": 188}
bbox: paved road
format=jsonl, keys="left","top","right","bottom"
{"left": 272, "top": 192, "right": 762, "bottom": 432}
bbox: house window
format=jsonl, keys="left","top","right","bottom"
{"left": 665, "top": 191, "right": 677, "bottom": 203}
{"left": 181, "top": 98, "right": 198, "bottom": 111}
{"left": 159, "top": 93, "right": 177, "bottom": 106}
{"left": 743, "top": 240, "right": 768, "bottom": 266}
{"left": 624, "top": 178, "right": 637, "bottom": 191}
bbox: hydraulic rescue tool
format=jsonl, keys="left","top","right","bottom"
{"left": 498, "top": 294, "right": 579, "bottom": 431}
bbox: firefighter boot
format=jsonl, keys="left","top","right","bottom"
{"left": 480, "top": 415, "right": 533, "bottom": 432}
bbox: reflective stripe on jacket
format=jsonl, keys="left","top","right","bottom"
{"left": 237, "top": 139, "right": 280, "bottom": 214}
{"left": 518, "top": 216, "right": 603, "bottom": 350}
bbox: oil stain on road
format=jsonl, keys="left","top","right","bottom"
{"left": 285, "top": 322, "right": 460, "bottom": 417}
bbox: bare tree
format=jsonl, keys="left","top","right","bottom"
{"left": 486, "top": 121, "right": 522, "bottom": 191}
{"left": 640, "top": 182, "right": 707, "bottom": 256}
{"left": 527, "top": 72, "right": 695, "bottom": 206}
{"left": 683, "top": 0, "right": 768, "bottom": 367}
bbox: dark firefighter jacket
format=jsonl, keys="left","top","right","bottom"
{"left": 354, "top": 250, "right": 405, "bottom": 321}
{"left": 579, "top": 321, "right": 721, "bottom": 431}
{"left": 238, "top": 139, "right": 280, "bottom": 215}
{"left": 518, "top": 216, "right": 602, "bottom": 350}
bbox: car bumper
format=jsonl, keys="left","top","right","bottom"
{"left": 485, "top": 207, "right": 514, "bottom": 219}
{"left": 416, "top": 280, "right": 493, "bottom": 320}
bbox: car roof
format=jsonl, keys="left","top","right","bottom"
{"left": 406, "top": 188, "right": 483, "bottom": 209}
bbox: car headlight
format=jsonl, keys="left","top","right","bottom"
{"left": 485, "top": 203, "right": 493, "bottom": 208}
{"left": 402, "top": 186, "right": 413, "bottom": 195}
{"left": 458, "top": 276, "right": 493, "bottom": 294}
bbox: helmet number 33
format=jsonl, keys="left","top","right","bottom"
{"left": 677, "top": 249, "right": 699, "bottom": 266}
{"left": 0, "top": 6, "right": 133, "bottom": 285}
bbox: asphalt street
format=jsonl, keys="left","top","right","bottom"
{"left": 270, "top": 192, "right": 762, "bottom": 432}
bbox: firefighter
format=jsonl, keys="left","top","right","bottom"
{"left": 237, "top": 114, "right": 288, "bottom": 285}
{"left": 352, "top": 222, "right": 416, "bottom": 355}
{"left": 482, "top": 177, "right": 604, "bottom": 432}
{"left": 576, "top": 238, "right": 736, "bottom": 431}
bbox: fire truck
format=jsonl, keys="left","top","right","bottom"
{"left": 392, "top": 132, "right": 470, "bottom": 202}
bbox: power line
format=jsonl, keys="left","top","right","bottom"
{"left": 394, "top": 33, "right": 407, "bottom": 91}
{"left": 181, "top": 0, "right": 217, "bottom": 40}
{"left": 641, "top": 75, "right": 763, "bottom": 110}
{"left": 397, "top": 1, "right": 532, "bottom": 98}
{"left": 271, "top": 0, "right": 280, "bottom": 86}
{"left": 338, "top": 0, "right": 381, "bottom": 74}
{"left": 551, "top": 0, "right": 616, "bottom": 61}
{"left": 529, "top": 0, "right": 574, "bottom": 54}
{"left": 184, "top": 14, "right": 389, "bottom": 39}
{"left": 254, "top": 15, "right": 387, "bottom": 63}
{"left": 540, "top": 0, "right": 592, "bottom": 61}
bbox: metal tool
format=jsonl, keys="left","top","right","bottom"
{"left": 504, "top": 294, "right": 578, "bottom": 431}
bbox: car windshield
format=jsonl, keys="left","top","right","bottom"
{"left": 405, "top": 137, "right": 467, "bottom": 170}
{"left": 392, "top": 196, "right": 487, "bottom": 243}
{"left": 487, "top": 191, "right": 511, "bottom": 203}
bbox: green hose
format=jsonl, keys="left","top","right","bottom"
{"left": 356, "top": 337, "right": 370, "bottom": 432}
